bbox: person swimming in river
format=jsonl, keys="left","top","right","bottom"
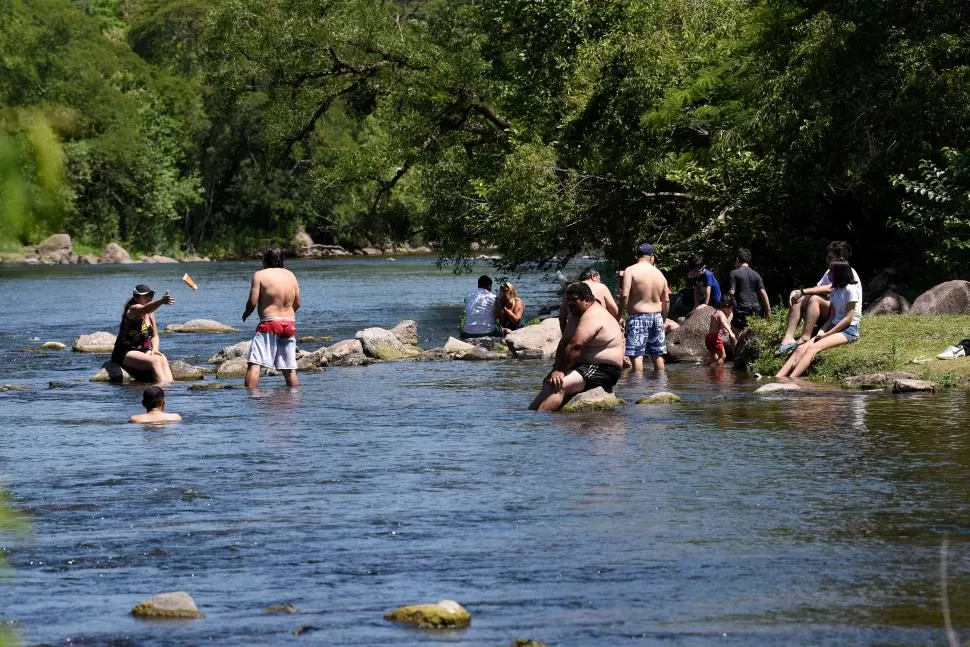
{"left": 129, "top": 385, "right": 182, "bottom": 424}
{"left": 110, "top": 283, "right": 176, "bottom": 384}
{"left": 495, "top": 281, "right": 525, "bottom": 334}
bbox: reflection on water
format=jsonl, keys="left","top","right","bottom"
{"left": 1, "top": 259, "right": 970, "bottom": 645}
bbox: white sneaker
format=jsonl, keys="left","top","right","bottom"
{"left": 937, "top": 345, "right": 966, "bottom": 360}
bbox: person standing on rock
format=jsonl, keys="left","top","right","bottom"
{"left": 242, "top": 247, "right": 301, "bottom": 388}
{"left": 559, "top": 266, "right": 619, "bottom": 331}
{"left": 129, "top": 386, "right": 181, "bottom": 424}
{"left": 618, "top": 243, "right": 670, "bottom": 372}
{"left": 530, "top": 282, "right": 625, "bottom": 412}
{"left": 111, "top": 283, "right": 175, "bottom": 384}
{"left": 461, "top": 275, "right": 500, "bottom": 338}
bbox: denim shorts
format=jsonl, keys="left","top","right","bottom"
{"left": 625, "top": 312, "right": 666, "bottom": 357}
{"left": 823, "top": 323, "right": 859, "bottom": 342}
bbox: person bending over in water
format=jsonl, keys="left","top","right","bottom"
{"left": 129, "top": 386, "right": 181, "bottom": 424}
{"left": 242, "top": 247, "right": 301, "bottom": 388}
{"left": 530, "top": 282, "right": 625, "bottom": 412}
{"left": 495, "top": 281, "right": 525, "bottom": 334}
{"left": 110, "top": 283, "right": 175, "bottom": 384}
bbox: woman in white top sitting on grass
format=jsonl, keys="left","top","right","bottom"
{"left": 777, "top": 259, "right": 860, "bottom": 378}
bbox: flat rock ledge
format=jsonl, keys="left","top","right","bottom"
{"left": 562, "top": 387, "right": 624, "bottom": 412}
{"left": 637, "top": 391, "right": 682, "bottom": 405}
{"left": 843, "top": 371, "right": 918, "bottom": 390}
{"left": 755, "top": 382, "right": 803, "bottom": 394}
{"left": 131, "top": 591, "right": 203, "bottom": 619}
{"left": 165, "top": 319, "right": 238, "bottom": 333}
{"left": 892, "top": 378, "right": 937, "bottom": 393}
{"left": 384, "top": 599, "right": 471, "bottom": 629}
{"left": 73, "top": 331, "right": 116, "bottom": 353}
{"left": 92, "top": 360, "right": 205, "bottom": 383}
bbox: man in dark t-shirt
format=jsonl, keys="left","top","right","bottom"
{"left": 727, "top": 248, "right": 771, "bottom": 332}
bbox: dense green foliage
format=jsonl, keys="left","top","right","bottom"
{"left": 1, "top": 0, "right": 969, "bottom": 285}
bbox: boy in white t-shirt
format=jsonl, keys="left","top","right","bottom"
{"left": 776, "top": 241, "right": 862, "bottom": 355}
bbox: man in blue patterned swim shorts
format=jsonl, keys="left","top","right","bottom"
{"left": 618, "top": 243, "right": 670, "bottom": 371}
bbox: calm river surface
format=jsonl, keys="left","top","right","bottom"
{"left": 1, "top": 257, "right": 969, "bottom": 646}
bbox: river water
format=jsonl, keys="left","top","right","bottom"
{"left": 0, "top": 257, "right": 969, "bottom": 646}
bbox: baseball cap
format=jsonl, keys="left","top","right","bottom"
{"left": 637, "top": 243, "right": 656, "bottom": 257}
{"left": 133, "top": 284, "right": 154, "bottom": 296}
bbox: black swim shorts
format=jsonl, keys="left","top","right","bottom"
{"left": 573, "top": 363, "right": 622, "bottom": 393}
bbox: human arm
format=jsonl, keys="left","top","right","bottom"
{"left": 293, "top": 280, "right": 301, "bottom": 312}
{"left": 127, "top": 291, "right": 174, "bottom": 318}
{"left": 601, "top": 288, "right": 619, "bottom": 318}
{"left": 661, "top": 282, "right": 670, "bottom": 320}
{"left": 617, "top": 271, "right": 632, "bottom": 319}
{"left": 149, "top": 312, "right": 160, "bottom": 353}
{"left": 720, "top": 312, "right": 737, "bottom": 344}
{"left": 547, "top": 317, "right": 598, "bottom": 387}
{"left": 242, "top": 275, "right": 259, "bottom": 321}
{"left": 759, "top": 289, "right": 771, "bottom": 317}
{"left": 815, "top": 300, "right": 856, "bottom": 339}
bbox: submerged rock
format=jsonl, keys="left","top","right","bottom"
{"left": 384, "top": 599, "right": 471, "bottom": 629}
{"left": 264, "top": 604, "right": 297, "bottom": 614}
{"left": 637, "top": 391, "right": 682, "bottom": 405}
{"left": 130, "top": 591, "right": 203, "bottom": 619}
{"left": 509, "top": 641, "right": 550, "bottom": 647}
{"left": 187, "top": 383, "right": 243, "bottom": 391}
{"left": 292, "top": 624, "right": 320, "bottom": 636}
{"left": 41, "top": 341, "right": 67, "bottom": 350}
{"left": 73, "top": 331, "right": 116, "bottom": 353}
{"left": 208, "top": 340, "right": 252, "bottom": 364}
{"left": 561, "top": 387, "right": 624, "bottom": 412}
{"left": 456, "top": 347, "right": 509, "bottom": 361}
{"left": 0, "top": 384, "right": 29, "bottom": 392}
{"left": 166, "top": 319, "right": 238, "bottom": 333}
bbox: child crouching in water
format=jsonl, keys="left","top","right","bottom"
{"left": 705, "top": 295, "right": 737, "bottom": 365}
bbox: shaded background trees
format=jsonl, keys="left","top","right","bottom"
{"left": 2, "top": 0, "right": 969, "bottom": 291}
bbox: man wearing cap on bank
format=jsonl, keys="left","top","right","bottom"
{"left": 110, "top": 283, "right": 176, "bottom": 384}
{"left": 618, "top": 243, "right": 670, "bottom": 371}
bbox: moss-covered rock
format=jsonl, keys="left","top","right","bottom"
{"left": 637, "top": 391, "right": 682, "bottom": 405}
{"left": 130, "top": 591, "right": 203, "bottom": 619}
{"left": 0, "top": 384, "right": 29, "bottom": 392}
{"left": 843, "top": 371, "right": 918, "bottom": 389}
{"left": 216, "top": 357, "right": 249, "bottom": 378}
{"left": 384, "top": 599, "right": 471, "bottom": 628}
{"left": 187, "top": 383, "right": 244, "bottom": 391}
{"left": 264, "top": 603, "right": 297, "bottom": 614}
{"left": 561, "top": 387, "right": 624, "bottom": 412}
{"left": 356, "top": 327, "right": 422, "bottom": 360}
{"left": 41, "top": 341, "right": 67, "bottom": 350}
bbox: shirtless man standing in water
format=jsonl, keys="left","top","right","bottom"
{"left": 530, "top": 282, "right": 625, "bottom": 412}
{"left": 618, "top": 243, "right": 670, "bottom": 371}
{"left": 242, "top": 247, "right": 301, "bottom": 388}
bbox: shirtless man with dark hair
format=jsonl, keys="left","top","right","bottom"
{"left": 530, "top": 282, "right": 625, "bottom": 413}
{"left": 129, "top": 386, "right": 181, "bottom": 424}
{"left": 242, "top": 247, "right": 301, "bottom": 388}
{"left": 618, "top": 243, "right": 670, "bottom": 371}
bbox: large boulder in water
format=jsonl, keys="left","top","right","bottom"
{"left": 384, "top": 599, "right": 471, "bottom": 628}
{"left": 73, "top": 331, "right": 116, "bottom": 353}
{"left": 910, "top": 280, "right": 970, "bottom": 314}
{"left": 208, "top": 340, "right": 251, "bottom": 364}
{"left": 355, "top": 327, "right": 421, "bottom": 360}
{"left": 100, "top": 242, "right": 134, "bottom": 264}
{"left": 35, "top": 233, "right": 76, "bottom": 264}
{"left": 169, "top": 360, "right": 205, "bottom": 381}
{"left": 504, "top": 318, "right": 561, "bottom": 359}
{"left": 165, "top": 319, "right": 238, "bottom": 333}
{"left": 307, "top": 339, "right": 363, "bottom": 366}
{"left": 216, "top": 357, "right": 249, "bottom": 378}
{"left": 561, "top": 387, "right": 624, "bottom": 412}
{"left": 390, "top": 320, "right": 419, "bottom": 346}
{"left": 131, "top": 591, "right": 203, "bottom": 619}
{"left": 865, "top": 289, "right": 911, "bottom": 315}
{"left": 666, "top": 306, "right": 715, "bottom": 362}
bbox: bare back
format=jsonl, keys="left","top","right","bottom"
{"left": 251, "top": 268, "right": 301, "bottom": 319}
{"left": 622, "top": 261, "right": 668, "bottom": 315}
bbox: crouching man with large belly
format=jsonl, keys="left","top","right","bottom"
{"left": 529, "top": 282, "right": 625, "bottom": 413}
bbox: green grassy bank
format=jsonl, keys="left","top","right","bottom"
{"left": 744, "top": 312, "right": 970, "bottom": 387}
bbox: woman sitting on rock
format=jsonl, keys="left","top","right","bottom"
{"left": 110, "top": 284, "right": 176, "bottom": 384}
{"left": 777, "top": 260, "right": 860, "bottom": 378}
{"left": 495, "top": 282, "right": 525, "bottom": 334}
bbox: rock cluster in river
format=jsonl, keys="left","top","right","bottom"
{"left": 20, "top": 234, "right": 211, "bottom": 265}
